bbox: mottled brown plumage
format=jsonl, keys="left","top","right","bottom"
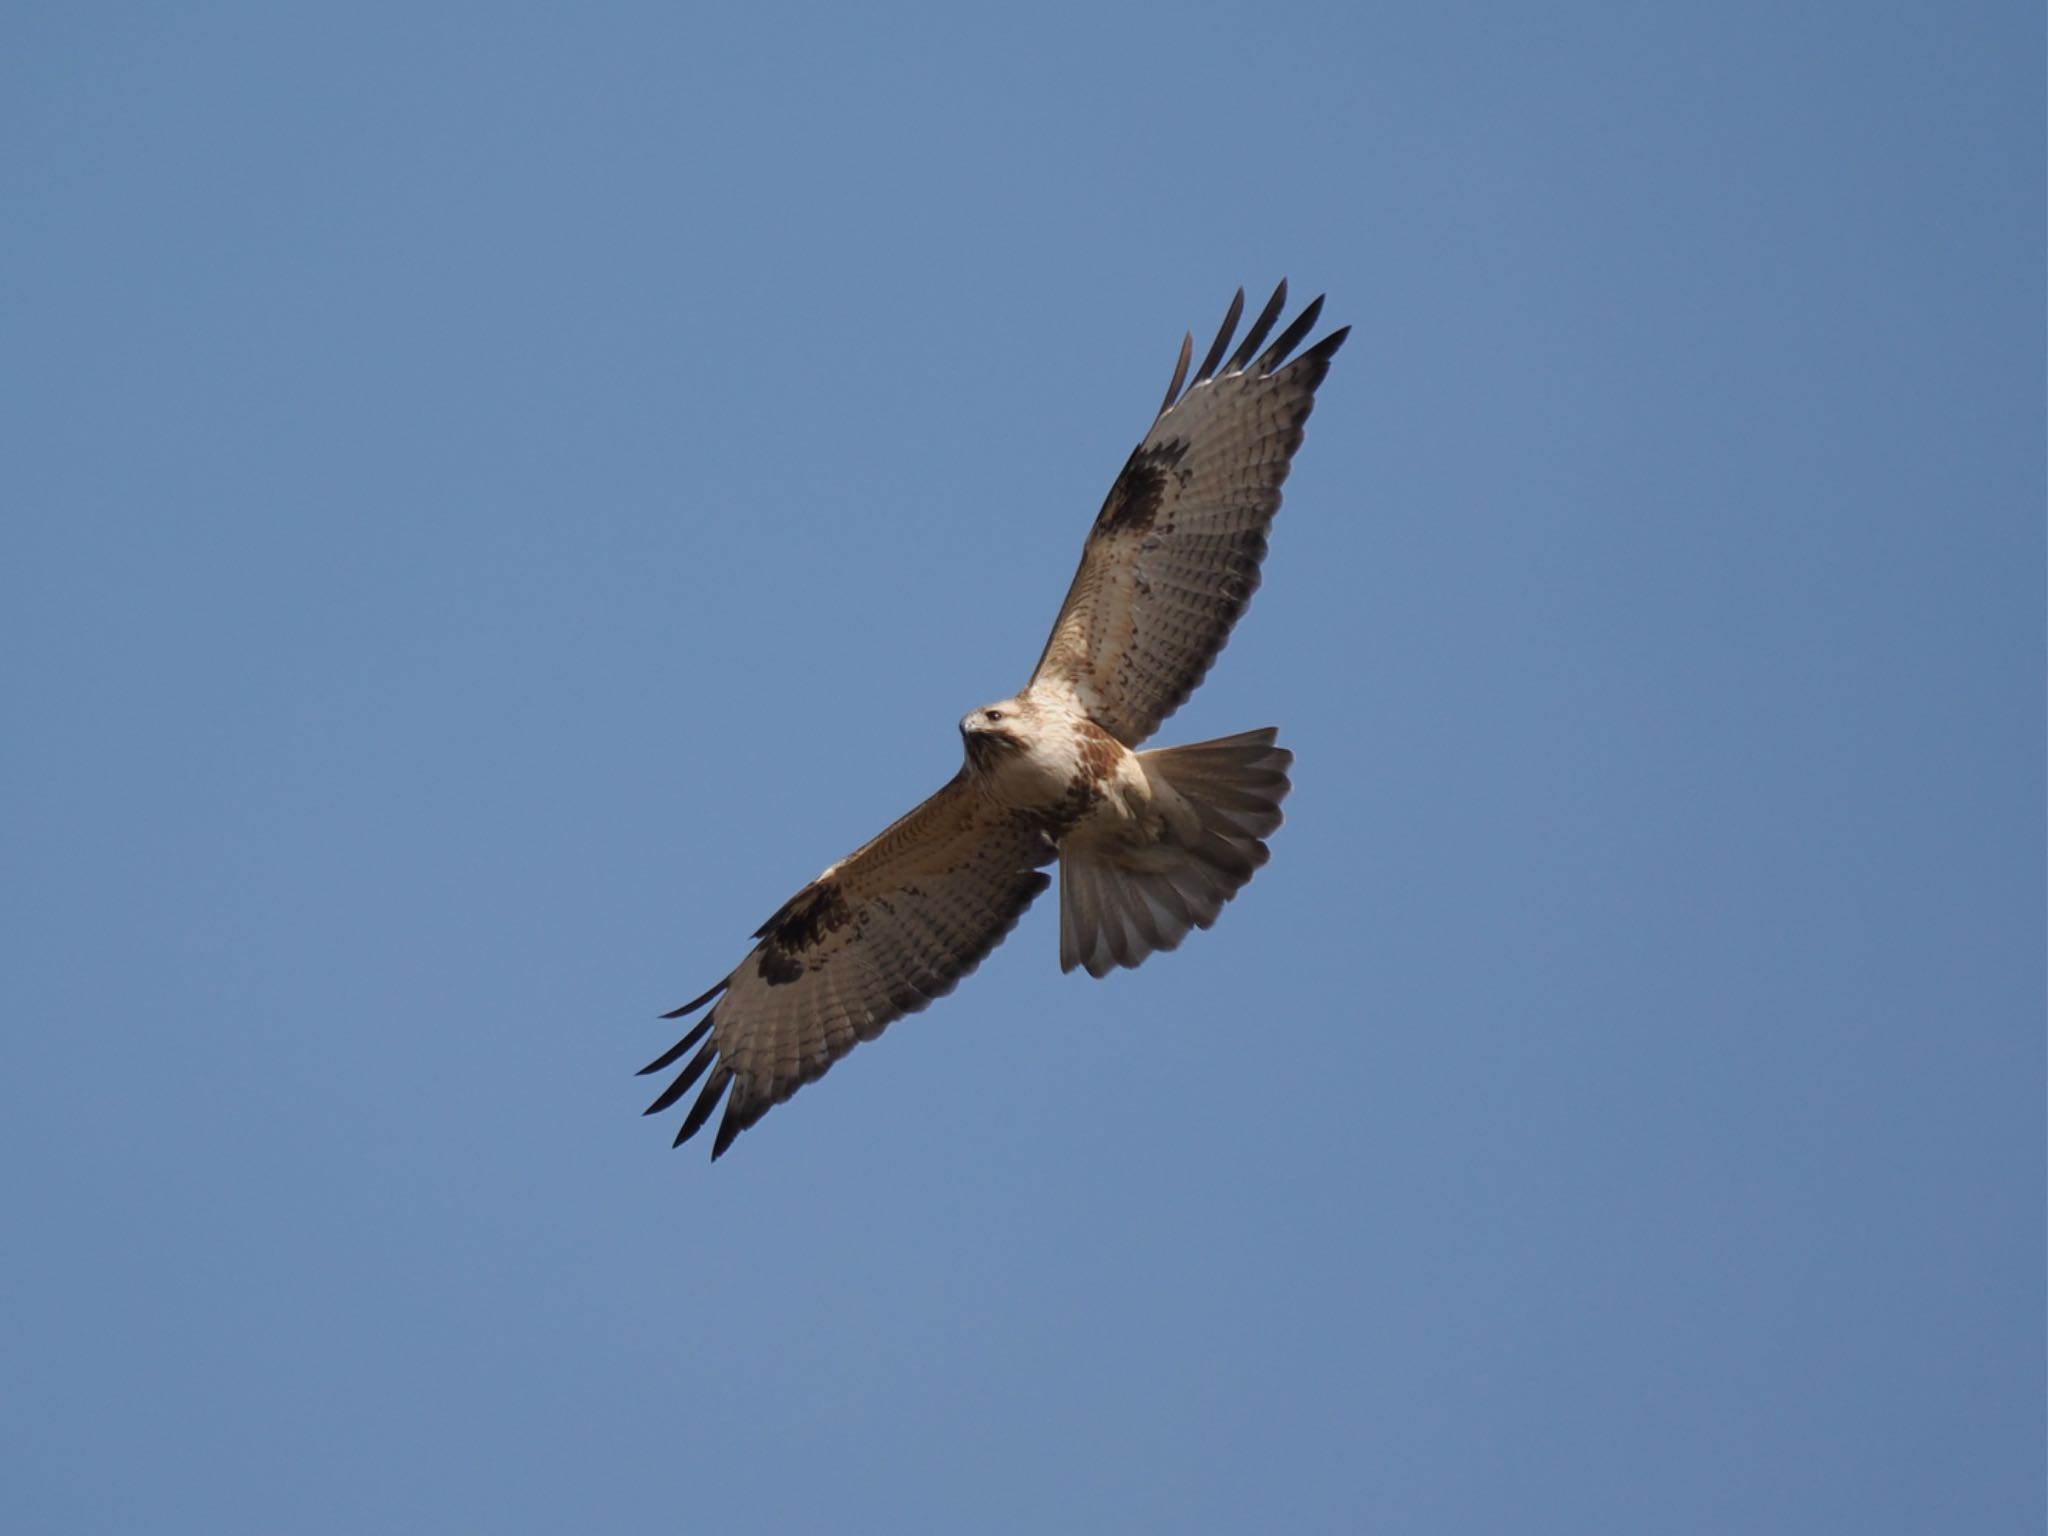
{"left": 644, "top": 283, "right": 1346, "bottom": 1158}
{"left": 1032, "top": 284, "right": 1349, "bottom": 746}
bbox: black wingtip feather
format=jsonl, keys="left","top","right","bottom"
{"left": 660, "top": 978, "right": 728, "bottom": 1020}
{"left": 1158, "top": 331, "right": 1193, "bottom": 417}
{"left": 710, "top": 1082, "right": 773, "bottom": 1159}
{"left": 1287, "top": 324, "right": 1351, "bottom": 389}
{"left": 1255, "top": 294, "right": 1325, "bottom": 374}
{"left": 1225, "top": 280, "right": 1289, "bottom": 374}
{"left": 643, "top": 1036, "right": 720, "bottom": 1115}
{"left": 638, "top": 1012, "right": 715, "bottom": 1076}
{"left": 675, "top": 1064, "right": 732, "bottom": 1149}
{"left": 711, "top": 1107, "right": 745, "bottom": 1160}
{"left": 1193, "top": 287, "right": 1246, "bottom": 385}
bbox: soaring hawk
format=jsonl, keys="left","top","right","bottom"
{"left": 643, "top": 282, "right": 1349, "bottom": 1157}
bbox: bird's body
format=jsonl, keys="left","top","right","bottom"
{"left": 958, "top": 694, "right": 1114, "bottom": 817}
{"left": 644, "top": 282, "right": 1348, "bottom": 1158}
{"left": 962, "top": 692, "right": 1228, "bottom": 899}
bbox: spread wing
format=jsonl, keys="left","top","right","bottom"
{"left": 1030, "top": 281, "right": 1349, "bottom": 746}
{"left": 640, "top": 775, "right": 1058, "bottom": 1159}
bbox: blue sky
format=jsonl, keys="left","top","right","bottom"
{"left": 5, "top": 3, "right": 2041, "bottom": 1531}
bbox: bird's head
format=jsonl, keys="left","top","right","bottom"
{"left": 960, "top": 697, "right": 1032, "bottom": 765}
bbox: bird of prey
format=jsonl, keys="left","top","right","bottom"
{"left": 643, "top": 282, "right": 1348, "bottom": 1158}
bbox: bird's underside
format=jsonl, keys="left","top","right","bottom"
{"left": 644, "top": 281, "right": 1347, "bottom": 1158}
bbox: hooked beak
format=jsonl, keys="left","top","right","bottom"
{"left": 963, "top": 723, "right": 1021, "bottom": 767}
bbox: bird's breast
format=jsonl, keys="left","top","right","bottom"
{"left": 969, "top": 715, "right": 1149, "bottom": 833}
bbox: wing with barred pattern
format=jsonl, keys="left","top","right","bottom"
{"left": 641, "top": 775, "right": 1057, "bottom": 1158}
{"left": 1029, "top": 281, "right": 1349, "bottom": 746}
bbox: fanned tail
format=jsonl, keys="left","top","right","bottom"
{"left": 1058, "top": 728, "right": 1292, "bottom": 978}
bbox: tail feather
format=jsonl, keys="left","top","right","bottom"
{"left": 1058, "top": 728, "right": 1293, "bottom": 978}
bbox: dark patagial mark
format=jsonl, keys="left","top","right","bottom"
{"left": 757, "top": 947, "right": 804, "bottom": 985}
{"left": 1095, "top": 439, "right": 1189, "bottom": 535}
{"left": 752, "top": 880, "right": 851, "bottom": 985}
